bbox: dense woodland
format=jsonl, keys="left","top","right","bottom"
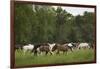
{"left": 15, "top": 4, "right": 95, "bottom": 45}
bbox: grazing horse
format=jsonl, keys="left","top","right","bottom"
{"left": 32, "top": 43, "right": 52, "bottom": 55}
{"left": 31, "top": 44, "right": 41, "bottom": 55}
{"left": 37, "top": 45, "right": 51, "bottom": 55}
{"left": 23, "top": 44, "right": 34, "bottom": 55}
{"left": 77, "top": 43, "right": 90, "bottom": 49}
{"left": 52, "top": 43, "right": 69, "bottom": 54}
{"left": 15, "top": 44, "right": 23, "bottom": 51}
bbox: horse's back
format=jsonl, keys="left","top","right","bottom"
{"left": 78, "top": 43, "right": 89, "bottom": 47}
{"left": 39, "top": 46, "right": 50, "bottom": 51}
{"left": 78, "top": 43, "right": 90, "bottom": 49}
{"left": 23, "top": 44, "right": 34, "bottom": 50}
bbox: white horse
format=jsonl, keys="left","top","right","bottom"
{"left": 23, "top": 44, "right": 34, "bottom": 55}
{"left": 77, "top": 43, "right": 90, "bottom": 49}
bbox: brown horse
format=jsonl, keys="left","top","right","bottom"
{"left": 31, "top": 43, "right": 52, "bottom": 55}
{"left": 52, "top": 43, "right": 70, "bottom": 54}
{"left": 38, "top": 45, "right": 52, "bottom": 55}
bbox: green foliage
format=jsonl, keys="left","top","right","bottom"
{"left": 15, "top": 4, "right": 95, "bottom": 44}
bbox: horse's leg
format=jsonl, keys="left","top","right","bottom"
{"left": 72, "top": 47, "right": 75, "bottom": 51}
{"left": 63, "top": 51, "right": 66, "bottom": 54}
{"left": 34, "top": 50, "right": 38, "bottom": 56}
{"left": 56, "top": 50, "right": 59, "bottom": 54}
{"left": 84, "top": 47, "right": 85, "bottom": 49}
{"left": 79, "top": 47, "right": 81, "bottom": 49}
{"left": 19, "top": 49, "right": 22, "bottom": 56}
{"left": 17, "top": 49, "right": 21, "bottom": 54}
{"left": 38, "top": 51, "right": 41, "bottom": 55}
{"left": 49, "top": 51, "right": 52, "bottom": 55}
{"left": 45, "top": 51, "right": 48, "bottom": 55}
{"left": 23, "top": 49, "right": 26, "bottom": 55}
{"left": 66, "top": 51, "right": 68, "bottom": 55}
{"left": 64, "top": 49, "right": 68, "bottom": 54}
{"left": 31, "top": 49, "right": 34, "bottom": 55}
{"left": 50, "top": 51, "right": 54, "bottom": 55}
{"left": 69, "top": 47, "right": 73, "bottom": 52}
{"left": 40, "top": 51, "right": 43, "bottom": 56}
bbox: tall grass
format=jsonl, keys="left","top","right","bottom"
{"left": 15, "top": 49, "right": 94, "bottom": 67}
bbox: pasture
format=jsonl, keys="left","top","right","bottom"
{"left": 15, "top": 48, "right": 94, "bottom": 67}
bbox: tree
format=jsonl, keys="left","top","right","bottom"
{"left": 15, "top": 4, "right": 95, "bottom": 45}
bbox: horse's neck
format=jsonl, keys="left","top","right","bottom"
{"left": 49, "top": 43, "right": 55, "bottom": 50}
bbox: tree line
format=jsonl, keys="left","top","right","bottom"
{"left": 15, "top": 4, "right": 95, "bottom": 45}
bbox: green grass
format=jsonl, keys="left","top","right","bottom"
{"left": 15, "top": 49, "right": 95, "bottom": 67}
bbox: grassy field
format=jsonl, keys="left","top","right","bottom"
{"left": 15, "top": 49, "right": 95, "bottom": 67}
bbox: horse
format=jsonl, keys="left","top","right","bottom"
{"left": 52, "top": 43, "right": 69, "bottom": 54}
{"left": 31, "top": 44, "right": 42, "bottom": 55}
{"left": 37, "top": 45, "right": 51, "bottom": 55}
{"left": 77, "top": 43, "right": 90, "bottom": 49}
{"left": 32, "top": 43, "right": 52, "bottom": 55}
{"left": 23, "top": 44, "right": 34, "bottom": 55}
{"left": 15, "top": 44, "right": 23, "bottom": 52}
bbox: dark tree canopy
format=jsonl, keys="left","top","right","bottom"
{"left": 15, "top": 4, "right": 95, "bottom": 45}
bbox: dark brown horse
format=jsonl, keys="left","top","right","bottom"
{"left": 31, "top": 44, "right": 41, "bottom": 55}
{"left": 52, "top": 43, "right": 73, "bottom": 54}
{"left": 31, "top": 43, "right": 52, "bottom": 55}
{"left": 38, "top": 45, "right": 52, "bottom": 55}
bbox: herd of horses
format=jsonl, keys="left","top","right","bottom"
{"left": 15, "top": 42, "right": 94, "bottom": 55}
